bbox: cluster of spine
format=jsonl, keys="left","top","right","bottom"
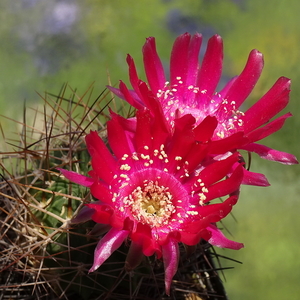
{"left": 0, "top": 85, "right": 233, "bottom": 299}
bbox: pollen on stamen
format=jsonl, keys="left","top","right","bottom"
{"left": 132, "top": 153, "right": 139, "bottom": 160}
{"left": 141, "top": 154, "right": 150, "bottom": 160}
{"left": 187, "top": 211, "right": 198, "bottom": 215}
{"left": 121, "top": 154, "right": 129, "bottom": 160}
{"left": 120, "top": 164, "right": 131, "bottom": 171}
{"left": 129, "top": 180, "right": 176, "bottom": 227}
{"left": 201, "top": 187, "right": 208, "bottom": 193}
{"left": 120, "top": 182, "right": 129, "bottom": 189}
{"left": 199, "top": 193, "right": 207, "bottom": 205}
{"left": 217, "top": 131, "right": 225, "bottom": 138}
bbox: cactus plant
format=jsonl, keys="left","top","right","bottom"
{"left": 0, "top": 84, "right": 236, "bottom": 299}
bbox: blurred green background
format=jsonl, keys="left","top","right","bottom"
{"left": 0, "top": 0, "right": 299, "bottom": 299}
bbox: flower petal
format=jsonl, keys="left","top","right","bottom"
{"left": 196, "top": 152, "right": 240, "bottom": 187}
{"left": 186, "top": 33, "right": 202, "bottom": 87}
{"left": 85, "top": 130, "right": 118, "bottom": 182}
{"left": 143, "top": 37, "right": 166, "bottom": 95}
{"left": 71, "top": 205, "right": 95, "bottom": 224}
{"left": 86, "top": 203, "right": 114, "bottom": 224}
{"left": 90, "top": 180, "right": 113, "bottom": 203}
{"left": 205, "top": 164, "right": 243, "bottom": 201}
{"left": 193, "top": 115, "right": 218, "bottom": 142}
{"left": 107, "top": 114, "right": 133, "bottom": 159}
{"left": 57, "top": 168, "right": 94, "bottom": 187}
{"left": 170, "top": 32, "right": 191, "bottom": 88}
{"left": 162, "top": 239, "right": 179, "bottom": 296}
{"left": 224, "top": 49, "right": 264, "bottom": 108}
{"left": 242, "top": 77, "right": 291, "bottom": 133}
{"left": 210, "top": 132, "right": 249, "bottom": 154}
{"left": 241, "top": 168, "right": 270, "bottom": 186}
{"left": 108, "top": 81, "right": 144, "bottom": 110}
{"left": 125, "top": 241, "right": 144, "bottom": 271}
{"left": 197, "top": 34, "right": 223, "bottom": 99}
{"left": 246, "top": 113, "right": 292, "bottom": 142}
{"left": 242, "top": 143, "right": 299, "bottom": 165}
{"left": 207, "top": 224, "right": 244, "bottom": 250}
{"left": 89, "top": 228, "right": 129, "bottom": 272}
{"left": 126, "top": 54, "right": 145, "bottom": 101}
{"left": 130, "top": 223, "right": 160, "bottom": 257}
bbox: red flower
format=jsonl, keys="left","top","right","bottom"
{"left": 59, "top": 107, "right": 244, "bottom": 295}
{"left": 109, "top": 32, "right": 298, "bottom": 169}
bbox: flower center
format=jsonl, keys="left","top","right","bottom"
{"left": 129, "top": 180, "right": 175, "bottom": 227}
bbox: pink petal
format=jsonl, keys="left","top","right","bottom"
{"left": 193, "top": 115, "right": 218, "bottom": 142}
{"left": 108, "top": 82, "right": 144, "bottom": 110}
{"left": 136, "top": 80, "right": 165, "bottom": 120}
{"left": 167, "top": 115, "right": 195, "bottom": 160}
{"left": 196, "top": 152, "right": 240, "bottom": 187}
{"left": 57, "top": 168, "right": 94, "bottom": 187}
{"left": 197, "top": 34, "right": 223, "bottom": 99}
{"left": 71, "top": 205, "right": 95, "bottom": 224}
{"left": 210, "top": 132, "right": 249, "bottom": 154}
{"left": 107, "top": 114, "right": 133, "bottom": 159}
{"left": 182, "top": 142, "right": 210, "bottom": 175}
{"left": 246, "top": 113, "right": 292, "bottom": 142}
{"left": 130, "top": 223, "right": 160, "bottom": 257}
{"left": 242, "top": 143, "right": 299, "bottom": 165}
{"left": 125, "top": 241, "right": 144, "bottom": 271}
{"left": 170, "top": 32, "right": 191, "bottom": 87}
{"left": 126, "top": 54, "right": 145, "bottom": 101}
{"left": 86, "top": 203, "right": 114, "bottom": 224}
{"left": 207, "top": 224, "right": 244, "bottom": 250}
{"left": 185, "top": 33, "right": 202, "bottom": 87}
{"left": 241, "top": 168, "right": 270, "bottom": 186}
{"left": 162, "top": 239, "right": 179, "bottom": 296}
{"left": 143, "top": 37, "right": 166, "bottom": 94}
{"left": 205, "top": 164, "right": 243, "bottom": 201}
{"left": 180, "top": 230, "right": 204, "bottom": 246}
{"left": 89, "top": 228, "right": 129, "bottom": 272}
{"left": 135, "top": 108, "right": 153, "bottom": 153}
{"left": 242, "top": 77, "right": 291, "bottom": 133}
{"left": 189, "top": 195, "right": 239, "bottom": 231}
{"left": 90, "top": 180, "right": 113, "bottom": 203}
{"left": 224, "top": 49, "right": 264, "bottom": 108}
{"left": 85, "top": 130, "right": 118, "bottom": 182}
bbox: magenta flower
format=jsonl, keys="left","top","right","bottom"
{"left": 59, "top": 106, "right": 244, "bottom": 294}
{"left": 109, "top": 33, "right": 298, "bottom": 172}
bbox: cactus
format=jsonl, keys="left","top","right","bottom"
{"left": 0, "top": 84, "right": 234, "bottom": 299}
